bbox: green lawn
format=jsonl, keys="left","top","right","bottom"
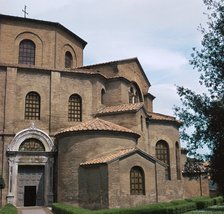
{"left": 184, "top": 205, "right": 224, "bottom": 213}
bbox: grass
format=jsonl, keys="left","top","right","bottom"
{"left": 0, "top": 204, "right": 17, "bottom": 214}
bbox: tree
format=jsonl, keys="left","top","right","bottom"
{"left": 174, "top": 0, "right": 224, "bottom": 194}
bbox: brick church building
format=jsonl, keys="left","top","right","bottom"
{"left": 0, "top": 14, "right": 208, "bottom": 209}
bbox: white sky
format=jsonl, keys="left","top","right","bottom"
{"left": 0, "top": 0, "right": 208, "bottom": 116}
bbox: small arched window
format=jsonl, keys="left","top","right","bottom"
{"left": 19, "top": 138, "right": 45, "bottom": 152}
{"left": 65, "top": 51, "right": 73, "bottom": 68}
{"left": 156, "top": 140, "right": 171, "bottom": 180}
{"left": 130, "top": 166, "right": 145, "bottom": 195}
{"left": 19, "top": 39, "right": 35, "bottom": 65}
{"left": 68, "top": 94, "right": 82, "bottom": 121}
{"left": 176, "top": 142, "right": 181, "bottom": 180}
{"left": 101, "top": 89, "right": 105, "bottom": 104}
{"left": 140, "top": 116, "right": 143, "bottom": 131}
{"left": 25, "top": 92, "right": 40, "bottom": 120}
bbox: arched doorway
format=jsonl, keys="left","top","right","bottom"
{"left": 6, "top": 124, "right": 56, "bottom": 206}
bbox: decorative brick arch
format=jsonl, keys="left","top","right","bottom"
{"left": 62, "top": 44, "right": 77, "bottom": 68}
{"left": 15, "top": 31, "right": 43, "bottom": 66}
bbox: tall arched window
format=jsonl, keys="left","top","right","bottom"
{"left": 130, "top": 166, "right": 145, "bottom": 195}
{"left": 156, "top": 140, "right": 171, "bottom": 180}
{"left": 65, "top": 51, "right": 73, "bottom": 68}
{"left": 140, "top": 116, "right": 143, "bottom": 131}
{"left": 101, "top": 89, "right": 105, "bottom": 104}
{"left": 68, "top": 94, "right": 82, "bottom": 121}
{"left": 176, "top": 142, "right": 181, "bottom": 180}
{"left": 25, "top": 92, "right": 40, "bottom": 120}
{"left": 19, "top": 39, "right": 35, "bottom": 65}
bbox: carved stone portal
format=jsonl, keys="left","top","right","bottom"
{"left": 7, "top": 124, "right": 56, "bottom": 206}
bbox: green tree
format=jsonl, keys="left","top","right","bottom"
{"left": 174, "top": 0, "right": 224, "bottom": 194}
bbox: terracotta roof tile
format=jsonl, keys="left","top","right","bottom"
{"left": 80, "top": 148, "right": 136, "bottom": 166}
{"left": 148, "top": 112, "right": 182, "bottom": 124}
{"left": 97, "top": 103, "right": 144, "bottom": 115}
{"left": 57, "top": 118, "right": 139, "bottom": 136}
{"left": 149, "top": 112, "right": 176, "bottom": 121}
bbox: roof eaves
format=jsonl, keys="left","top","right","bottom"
{"left": 0, "top": 14, "right": 87, "bottom": 48}
{"left": 96, "top": 103, "right": 145, "bottom": 116}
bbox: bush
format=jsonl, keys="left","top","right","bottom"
{"left": 52, "top": 197, "right": 221, "bottom": 214}
{"left": 186, "top": 196, "right": 223, "bottom": 210}
{"left": 0, "top": 204, "right": 17, "bottom": 214}
{"left": 212, "top": 196, "right": 223, "bottom": 205}
{"left": 52, "top": 203, "right": 90, "bottom": 214}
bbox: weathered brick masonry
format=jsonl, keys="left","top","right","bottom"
{"left": 0, "top": 14, "right": 209, "bottom": 209}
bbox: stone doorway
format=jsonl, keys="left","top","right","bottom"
{"left": 7, "top": 125, "right": 56, "bottom": 206}
{"left": 17, "top": 165, "right": 44, "bottom": 207}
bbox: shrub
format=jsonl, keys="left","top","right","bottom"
{"left": 212, "top": 196, "right": 223, "bottom": 205}
{"left": 0, "top": 204, "right": 17, "bottom": 214}
{"left": 185, "top": 196, "right": 222, "bottom": 210}
{"left": 52, "top": 197, "right": 220, "bottom": 214}
{"left": 52, "top": 203, "right": 90, "bottom": 214}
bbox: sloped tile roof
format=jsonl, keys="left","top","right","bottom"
{"left": 149, "top": 112, "right": 176, "bottom": 121}
{"left": 148, "top": 112, "right": 182, "bottom": 125}
{"left": 57, "top": 118, "right": 139, "bottom": 136}
{"left": 80, "top": 147, "right": 167, "bottom": 167}
{"left": 97, "top": 103, "right": 144, "bottom": 115}
{"left": 80, "top": 148, "right": 136, "bottom": 165}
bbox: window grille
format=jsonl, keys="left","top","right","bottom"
{"left": 19, "top": 40, "right": 35, "bottom": 65}
{"left": 68, "top": 94, "right": 82, "bottom": 121}
{"left": 25, "top": 92, "right": 40, "bottom": 120}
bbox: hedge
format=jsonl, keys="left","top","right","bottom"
{"left": 52, "top": 199, "right": 197, "bottom": 214}
{"left": 186, "top": 196, "right": 223, "bottom": 210}
{"left": 52, "top": 197, "right": 223, "bottom": 214}
{"left": 52, "top": 203, "right": 89, "bottom": 214}
{"left": 0, "top": 204, "right": 17, "bottom": 214}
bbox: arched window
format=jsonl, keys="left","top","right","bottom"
{"left": 65, "top": 51, "right": 73, "bottom": 68}
{"left": 19, "top": 39, "right": 35, "bottom": 65}
{"left": 130, "top": 166, "right": 145, "bottom": 195}
{"left": 68, "top": 94, "right": 82, "bottom": 121}
{"left": 156, "top": 140, "right": 171, "bottom": 180}
{"left": 25, "top": 92, "right": 40, "bottom": 120}
{"left": 101, "top": 89, "right": 105, "bottom": 104}
{"left": 19, "top": 138, "right": 45, "bottom": 152}
{"left": 128, "top": 83, "right": 142, "bottom": 104}
{"left": 176, "top": 142, "right": 181, "bottom": 180}
{"left": 140, "top": 116, "right": 143, "bottom": 131}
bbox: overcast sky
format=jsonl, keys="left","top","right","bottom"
{"left": 0, "top": 0, "right": 208, "bottom": 117}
